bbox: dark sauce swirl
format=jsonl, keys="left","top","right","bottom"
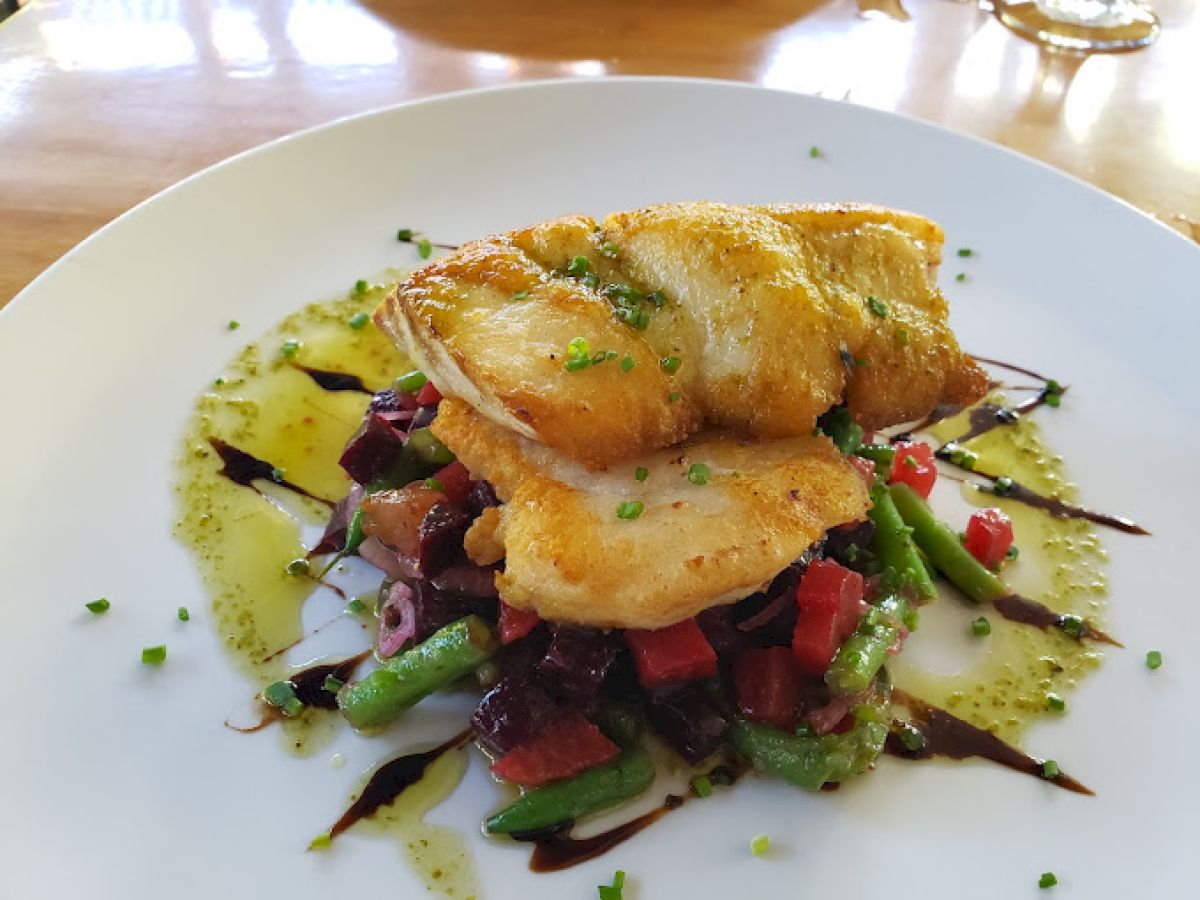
{"left": 208, "top": 437, "right": 333, "bottom": 507}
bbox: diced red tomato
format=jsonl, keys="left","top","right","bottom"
{"left": 432, "top": 460, "right": 473, "bottom": 507}
{"left": 964, "top": 507, "right": 1014, "bottom": 569}
{"left": 792, "top": 559, "right": 866, "bottom": 676}
{"left": 846, "top": 455, "right": 876, "bottom": 485}
{"left": 624, "top": 618, "right": 718, "bottom": 688}
{"left": 498, "top": 601, "right": 541, "bottom": 645}
{"left": 416, "top": 381, "right": 443, "bottom": 406}
{"left": 490, "top": 714, "right": 619, "bottom": 787}
{"left": 888, "top": 441, "right": 937, "bottom": 499}
{"left": 732, "top": 647, "right": 803, "bottom": 731}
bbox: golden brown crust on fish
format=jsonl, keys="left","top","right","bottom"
{"left": 433, "top": 399, "right": 869, "bottom": 629}
{"left": 375, "top": 202, "right": 985, "bottom": 469}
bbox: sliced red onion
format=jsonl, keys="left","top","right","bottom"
{"left": 357, "top": 536, "right": 420, "bottom": 580}
{"left": 807, "top": 688, "right": 871, "bottom": 735}
{"left": 378, "top": 581, "right": 416, "bottom": 658}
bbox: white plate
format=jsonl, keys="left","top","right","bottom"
{"left": 2, "top": 79, "right": 1197, "bottom": 899}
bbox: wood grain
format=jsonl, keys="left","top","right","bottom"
{"left": 1, "top": 0, "right": 1196, "bottom": 307}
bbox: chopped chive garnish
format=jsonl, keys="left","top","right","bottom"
{"left": 1146, "top": 650, "right": 1163, "bottom": 670}
{"left": 647, "top": 290, "right": 667, "bottom": 308}
{"left": 227, "top": 320, "right": 240, "bottom": 331}
{"left": 322, "top": 675, "right": 344, "bottom": 693}
{"left": 177, "top": 606, "right": 190, "bottom": 622}
{"left": 286, "top": 558, "right": 310, "bottom": 576}
{"left": 895, "top": 328, "right": 909, "bottom": 346}
{"left": 1045, "top": 392, "right": 1061, "bottom": 407}
{"left": 620, "top": 353, "right": 635, "bottom": 372}
{"left": 424, "top": 477, "right": 445, "bottom": 492}
{"left": 354, "top": 279, "right": 368, "bottom": 295}
{"left": 1039, "top": 872, "right": 1058, "bottom": 889}
{"left": 660, "top": 356, "right": 681, "bottom": 374}
{"left": 1045, "top": 378, "right": 1064, "bottom": 394}
{"left": 270, "top": 467, "right": 285, "bottom": 483}
{"left": 692, "top": 775, "right": 713, "bottom": 798}
{"left": 616, "top": 500, "right": 644, "bottom": 520}
{"left": 1005, "top": 545, "right": 1020, "bottom": 560}
{"left": 854, "top": 356, "right": 870, "bottom": 368}
{"left": 634, "top": 466, "right": 649, "bottom": 482}
{"left": 687, "top": 462, "right": 712, "bottom": 486}
{"left": 213, "top": 377, "right": 226, "bottom": 387}
{"left": 903, "top": 455, "right": 918, "bottom": 469}
{"left": 280, "top": 339, "right": 301, "bottom": 359}
{"left": 263, "top": 680, "right": 303, "bottom": 716}
{"left": 599, "top": 241, "right": 620, "bottom": 258}
{"left": 346, "top": 598, "right": 367, "bottom": 615}
{"left": 396, "top": 228, "right": 413, "bottom": 242}
{"left": 971, "top": 616, "right": 991, "bottom": 637}
{"left": 566, "top": 255, "right": 591, "bottom": 276}
{"left": 85, "top": 598, "right": 110, "bottom": 615}
{"left": 347, "top": 312, "right": 370, "bottom": 330}
{"left": 957, "top": 247, "right": 974, "bottom": 257}
{"left": 611, "top": 871, "right": 625, "bottom": 890}
{"left": 394, "top": 369, "right": 427, "bottom": 393}
{"left": 417, "top": 238, "right": 433, "bottom": 259}
{"left": 955, "top": 272, "right": 967, "bottom": 282}
{"left": 512, "top": 290, "right": 529, "bottom": 301}
{"left": 992, "top": 476, "right": 1014, "bottom": 496}
{"left": 141, "top": 645, "right": 167, "bottom": 665}
{"left": 1058, "top": 614, "right": 1084, "bottom": 638}
{"left": 750, "top": 834, "right": 770, "bottom": 856}
{"left": 309, "top": 832, "right": 332, "bottom": 851}
{"left": 1041, "top": 759, "right": 1060, "bottom": 779}
{"left": 564, "top": 357, "right": 591, "bottom": 372}
{"left": 866, "top": 296, "right": 889, "bottom": 317}
{"left": 668, "top": 391, "right": 680, "bottom": 403}
{"left": 894, "top": 721, "right": 926, "bottom": 753}
{"left": 1046, "top": 692, "right": 1066, "bottom": 712}
{"left": 809, "top": 145, "right": 820, "bottom": 158}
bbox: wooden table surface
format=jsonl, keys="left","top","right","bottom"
{"left": 2, "top": 0, "right": 1197, "bottom": 307}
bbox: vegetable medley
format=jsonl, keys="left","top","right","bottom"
{"left": 267, "top": 371, "right": 1023, "bottom": 835}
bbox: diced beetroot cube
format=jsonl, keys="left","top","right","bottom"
{"left": 432, "top": 460, "right": 473, "bottom": 507}
{"left": 625, "top": 618, "right": 718, "bottom": 689}
{"left": 732, "top": 647, "right": 803, "bottom": 731}
{"left": 417, "top": 502, "right": 470, "bottom": 577}
{"left": 888, "top": 441, "right": 937, "bottom": 499}
{"left": 338, "top": 412, "right": 408, "bottom": 484}
{"left": 490, "top": 714, "right": 619, "bottom": 787}
{"left": 792, "top": 559, "right": 865, "bottom": 676}
{"left": 416, "top": 382, "right": 443, "bottom": 406}
{"left": 964, "top": 507, "right": 1014, "bottom": 568}
{"left": 498, "top": 601, "right": 542, "bottom": 645}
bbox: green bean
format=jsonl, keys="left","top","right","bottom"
{"left": 729, "top": 687, "right": 892, "bottom": 790}
{"left": 826, "top": 592, "right": 909, "bottom": 696}
{"left": 854, "top": 443, "right": 896, "bottom": 472}
{"left": 596, "top": 699, "right": 646, "bottom": 748}
{"left": 868, "top": 484, "right": 938, "bottom": 601}
{"left": 406, "top": 427, "right": 456, "bottom": 466}
{"left": 339, "top": 616, "right": 496, "bottom": 729}
{"left": 484, "top": 748, "right": 656, "bottom": 835}
{"left": 888, "top": 483, "right": 1007, "bottom": 603}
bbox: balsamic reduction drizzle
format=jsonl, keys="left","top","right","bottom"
{"left": 208, "top": 437, "right": 334, "bottom": 507}
{"left": 888, "top": 692, "right": 1093, "bottom": 796}
{"left": 293, "top": 364, "right": 372, "bottom": 394}
{"left": 327, "top": 730, "right": 473, "bottom": 840}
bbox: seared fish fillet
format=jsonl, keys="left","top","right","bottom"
{"left": 433, "top": 399, "right": 869, "bottom": 629}
{"left": 375, "top": 202, "right": 986, "bottom": 470}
